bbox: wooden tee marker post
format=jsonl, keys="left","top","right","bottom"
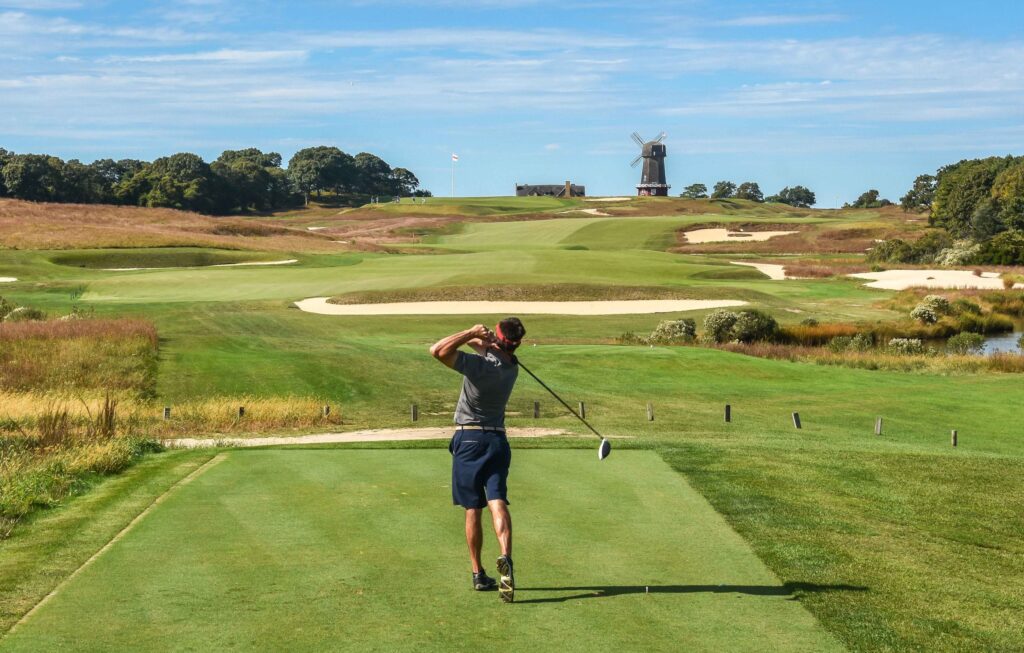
{"left": 875, "top": 417, "right": 883, "bottom": 436}
{"left": 952, "top": 429, "right": 958, "bottom": 447}
{"left": 792, "top": 412, "right": 802, "bottom": 429}
{"left": 725, "top": 404, "right": 731, "bottom": 423}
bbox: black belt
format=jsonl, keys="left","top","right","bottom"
{"left": 456, "top": 425, "right": 506, "bottom": 433}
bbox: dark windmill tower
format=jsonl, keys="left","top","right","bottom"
{"left": 631, "top": 131, "right": 670, "bottom": 196}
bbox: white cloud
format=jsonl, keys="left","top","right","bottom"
{"left": 712, "top": 14, "right": 846, "bottom": 27}
{"left": 104, "top": 49, "right": 308, "bottom": 65}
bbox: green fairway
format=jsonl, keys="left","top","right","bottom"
{"left": 2, "top": 450, "right": 844, "bottom": 652}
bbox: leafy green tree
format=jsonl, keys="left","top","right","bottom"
{"left": 710, "top": 181, "right": 735, "bottom": 199}
{"left": 354, "top": 152, "right": 393, "bottom": 195}
{"left": 971, "top": 198, "right": 1005, "bottom": 240}
{"left": 287, "top": 146, "right": 355, "bottom": 204}
{"left": 0, "top": 148, "right": 11, "bottom": 196}
{"left": 767, "top": 185, "right": 816, "bottom": 208}
{"left": 900, "top": 174, "right": 936, "bottom": 212}
{"left": 1, "top": 154, "right": 64, "bottom": 201}
{"left": 931, "top": 156, "right": 1017, "bottom": 236}
{"left": 212, "top": 148, "right": 293, "bottom": 211}
{"left": 990, "top": 160, "right": 1024, "bottom": 231}
{"left": 390, "top": 167, "right": 420, "bottom": 196}
{"left": 847, "top": 189, "right": 893, "bottom": 209}
{"left": 975, "top": 229, "right": 1024, "bottom": 265}
{"left": 680, "top": 183, "right": 708, "bottom": 199}
{"left": 734, "top": 182, "right": 763, "bottom": 202}
{"left": 115, "top": 153, "right": 222, "bottom": 213}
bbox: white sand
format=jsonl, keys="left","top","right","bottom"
{"left": 166, "top": 426, "right": 567, "bottom": 449}
{"left": 103, "top": 259, "right": 297, "bottom": 271}
{"left": 560, "top": 208, "right": 610, "bottom": 216}
{"left": 849, "top": 269, "right": 1024, "bottom": 290}
{"left": 684, "top": 228, "right": 798, "bottom": 244}
{"left": 306, "top": 226, "right": 327, "bottom": 231}
{"left": 731, "top": 261, "right": 788, "bottom": 280}
{"left": 0, "top": 277, "right": 16, "bottom": 283}
{"left": 585, "top": 197, "right": 631, "bottom": 202}
{"left": 295, "top": 297, "right": 747, "bottom": 316}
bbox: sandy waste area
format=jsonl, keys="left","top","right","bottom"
{"left": 730, "top": 261, "right": 788, "bottom": 280}
{"left": 0, "top": 277, "right": 16, "bottom": 283}
{"left": 849, "top": 270, "right": 1024, "bottom": 290}
{"left": 295, "top": 297, "right": 747, "bottom": 316}
{"left": 684, "top": 228, "right": 798, "bottom": 244}
{"left": 167, "top": 426, "right": 568, "bottom": 449}
{"left": 104, "top": 259, "right": 297, "bottom": 271}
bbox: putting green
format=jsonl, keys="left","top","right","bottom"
{"left": 2, "top": 450, "right": 845, "bottom": 652}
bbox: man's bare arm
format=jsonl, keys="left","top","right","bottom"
{"left": 429, "top": 325, "right": 493, "bottom": 369}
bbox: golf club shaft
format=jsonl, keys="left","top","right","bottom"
{"left": 516, "top": 360, "right": 603, "bottom": 440}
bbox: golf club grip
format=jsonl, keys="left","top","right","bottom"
{"left": 517, "top": 360, "right": 603, "bottom": 439}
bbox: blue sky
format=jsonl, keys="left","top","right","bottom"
{"left": 1, "top": 1, "right": 1022, "bottom": 205}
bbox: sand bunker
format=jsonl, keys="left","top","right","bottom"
{"left": 296, "top": 297, "right": 746, "bottom": 316}
{"left": 731, "top": 261, "right": 788, "bottom": 280}
{"left": 585, "top": 197, "right": 631, "bottom": 202}
{"left": 684, "top": 228, "right": 798, "bottom": 244}
{"left": 849, "top": 270, "right": 1024, "bottom": 290}
{"left": 166, "top": 426, "right": 567, "bottom": 449}
{"left": 560, "top": 208, "right": 610, "bottom": 216}
{"left": 104, "top": 259, "right": 297, "bottom": 271}
{"left": 0, "top": 277, "right": 16, "bottom": 283}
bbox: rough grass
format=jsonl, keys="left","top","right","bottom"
{"left": 0, "top": 199, "right": 336, "bottom": 252}
{"left": 49, "top": 248, "right": 273, "bottom": 270}
{"left": 665, "top": 442, "right": 1024, "bottom": 652}
{"left": 0, "top": 318, "right": 158, "bottom": 396}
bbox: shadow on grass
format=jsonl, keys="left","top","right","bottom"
{"left": 515, "top": 581, "right": 867, "bottom": 604}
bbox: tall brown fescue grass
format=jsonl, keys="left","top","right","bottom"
{"left": 0, "top": 392, "right": 344, "bottom": 438}
{"left": 0, "top": 318, "right": 158, "bottom": 396}
{"left": 0, "top": 198, "right": 336, "bottom": 252}
{"left": 780, "top": 323, "right": 861, "bottom": 346}
{"left": 0, "top": 392, "right": 345, "bottom": 538}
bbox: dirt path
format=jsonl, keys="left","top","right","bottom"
{"left": 166, "top": 426, "right": 569, "bottom": 449}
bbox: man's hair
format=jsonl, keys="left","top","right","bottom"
{"left": 496, "top": 317, "right": 526, "bottom": 351}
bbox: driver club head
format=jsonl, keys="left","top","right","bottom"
{"left": 598, "top": 438, "right": 611, "bottom": 460}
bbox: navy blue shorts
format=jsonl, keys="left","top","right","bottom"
{"left": 449, "top": 429, "right": 511, "bottom": 509}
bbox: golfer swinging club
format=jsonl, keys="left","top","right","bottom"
{"left": 430, "top": 317, "right": 525, "bottom": 603}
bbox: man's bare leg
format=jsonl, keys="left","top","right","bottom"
{"left": 465, "top": 508, "right": 484, "bottom": 573}
{"left": 487, "top": 499, "right": 512, "bottom": 556}
{"left": 489, "top": 499, "right": 515, "bottom": 602}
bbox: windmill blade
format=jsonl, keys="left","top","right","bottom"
{"left": 654, "top": 131, "right": 667, "bottom": 143}
{"left": 631, "top": 132, "right": 645, "bottom": 147}
{"left": 630, "top": 154, "right": 643, "bottom": 167}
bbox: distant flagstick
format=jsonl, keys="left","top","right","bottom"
{"left": 451, "top": 153, "right": 458, "bottom": 197}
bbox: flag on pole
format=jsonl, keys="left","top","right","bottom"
{"left": 451, "top": 153, "right": 459, "bottom": 162}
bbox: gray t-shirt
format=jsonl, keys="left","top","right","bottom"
{"left": 453, "top": 349, "right": 519, "bottom": 427}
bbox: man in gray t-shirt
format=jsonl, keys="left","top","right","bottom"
{"left": 430, "top": 317, "right": 526, "bottom": 603}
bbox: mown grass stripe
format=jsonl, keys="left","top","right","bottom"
{"left": 6, "top": 453, "right": 228, "bottom": 635}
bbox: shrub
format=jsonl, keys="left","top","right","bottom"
{"left": 800, "top": 318, "right": 819, "bottom": 327}
{"left": 888, "top": 338, "right": 925, "bottom": 355}
{"left": 975, "top": 229, "right": 1024, "bottom": 265}
{"left": 956, "top": 312, "right": 1015, "bottom": 334}
{"left": 935, "top": 241, "right": 981, "bottom": 266}
{"left": 731, "top": 310, "right": 779, "bottom": 343}
{"left": 828, "top": 336, "right": 852, "bottom": 353}
{"left": 921, "top": 295, "right": 951, "bottom": 314}
{"left": 702, "top": 310, "right": 739, "bottom": 343}
{"left": 3, "top": 307, "right": 46, "bottom": 322}
{"left": 867, "top": 239, "right": 912, "bottom": 263}
{"left": 616, "top": 331, "right": 648, "bottom": 345}
{"left": 952, "top": 298, "right": 982, "bottom": 315}
{"left": 649, "top": 319, "right": 696, "bottom": 344}
{"left": 0, "top": 297, "right": 14, "bottom": 320}
{"left": 910, "top": 305, "right": 938, "bottom": 324}
{"left": 1019, "top": 334, "right": 1024, "bottom": 352}
{"left": 946, "top": 332, "right": 986, "bottom": 355}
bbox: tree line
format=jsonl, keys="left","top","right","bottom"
{"left": 679, "top": 181, "right": 817, "bottom": 208}
{"left": 867, "top": 155, "right": 1024, "bottom": 266}
{"left": 0, "top": 146, "right": 427, "bottom": 215}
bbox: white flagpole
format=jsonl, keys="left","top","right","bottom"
{"left": 451, "top": 157, "right": 454, "bottom": 198}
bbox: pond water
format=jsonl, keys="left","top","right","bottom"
{"left": 982, "top": 331, "right": 1023, "bottom": 355}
